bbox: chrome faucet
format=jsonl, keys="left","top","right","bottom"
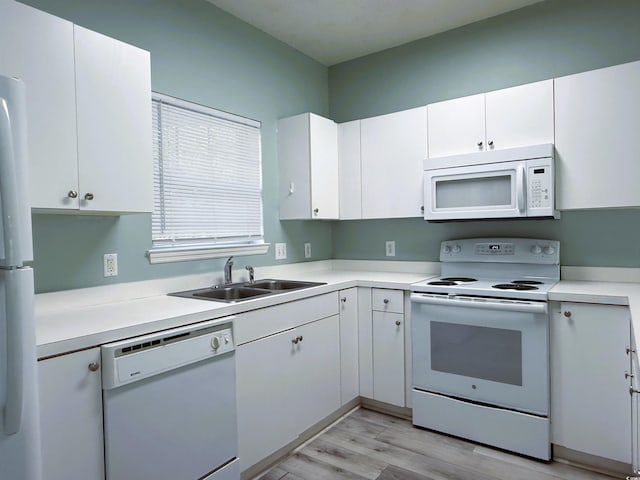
{"left": 245, "top": 265, "right": 254, "bottom": 283}
{"left": 224, "top": 256, "right": 234, "bottom": 284}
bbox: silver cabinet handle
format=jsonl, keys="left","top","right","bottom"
{"left": 477, "top": 141, "right": 483, "bottom": 148}
{"left": 488, "top": 140, "right": 494, "bottom": 147}
{"left": 626, "top": 371, "right": 635, "bottom": 379}
{"left": 313, "top": 208, "right": 319, "bottom": 215}
{"left": 298, "top": 335, "right": 303, "bottom": 343}
{"left": 383, "top": 298, "right": 390, "bottom": 304}
{"left": 292, "top": 337, "right": 299, "bottom": 344}
{"left": 395, "top": 320, "right": 401, "bottom": 326}
{"left": 68, "top": 190, "right": 78, "bottom": 199}
{"left": 627, "top": 347, "right": 636, "bottom": 355}
{"left": 88, "top": 362, "right": 100, "bottom": 372}
{"left": 84, "top": 193, "right": 94, "bottom": 201}
{"left": 563, "top": 311, "right": 571, "bottom": 318}
{"left": 341, "top": 297, "right": 347, "bottom": 303}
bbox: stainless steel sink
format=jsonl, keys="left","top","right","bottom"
{"left": 249, "top": 279, "right": 325, "bottom": 291}
{"left": 169, "top": 279, "right": 326, "bottom": 303}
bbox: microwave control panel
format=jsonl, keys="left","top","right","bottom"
{"left": 527, "top": 164, "right": 553, "bottom": 210}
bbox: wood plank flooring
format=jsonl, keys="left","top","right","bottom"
{"left": 257, "top": 408, "right": 624, "bottom": 480}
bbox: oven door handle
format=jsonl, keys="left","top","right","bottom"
{"left": 410, "top": 293, "right": 547, "bottom": 314}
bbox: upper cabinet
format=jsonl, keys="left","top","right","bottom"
{"left": 360, "top": 106, "right": 427, "bottom": 219}
{"left": 0, "top": 1, "right": 152, "bottom": 214}
{"left": 278, "top": 113, "right": 339, "bottom": 220}
{"left": 427, "top": 80, "right": 554, "bottom": 158}
{"left": 338, "top": 120, "right": 362, "bottom": 220}
{"left": 555, "top": 61, "right": 640, "bottom": 210}
{"left": 72, "top": 26, "right": 152, "bottom": 213}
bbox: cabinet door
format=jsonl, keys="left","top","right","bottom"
{"left": 555, "top": 61, "right": 640, "bottom": 210}
{"left": 358, "top": 287, "right": 374, "bottom": 399}
{"left": 485, "top": 79, "right": 554, "bottom": 151}
{"left": 236, "top": 328, "right": 299, "bottom": 471}
{"left": 551, "top": 302, "right": 631, "bottom": 463}
{"left": 339, "top": 288, "right": 359, "bottom": 404}
{"left": 74, "top": 25, "right": 153, "bottom": 213}
{"left": 291, "top": 315, "right": 341, "bottom": 430}
{"left": 338, "top": 120, "right": 362, "bottom": 219}
{"left": 373, "top": 311, "right": 405, "bottom": 407}
{"left": 38, "top": 348, "right": 104, "bottom": 480}
{"left": 309, "top": 114, "right": 339, "bottom": 219}
{"left": 427, "top": 93, "right": 485, "bottom": 158}
{"left": 0, "top": 1, "right": 79, "bottom": 210}
{"left": 361, "top": 107, "right": 426, "bottom": 219}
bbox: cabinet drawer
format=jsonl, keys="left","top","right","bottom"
{"left": 372, "top": 288, "right": 404, "bottom": 313}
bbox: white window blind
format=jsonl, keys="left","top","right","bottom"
{"left": 148, "top": 93, "right": 267, "bottom": 263}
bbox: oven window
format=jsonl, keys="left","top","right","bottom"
{"left": 435, "top": 175, "right": 511, "bottom": 208}
{"left": 430, "top": 321, "right": 522, "bottom": 386}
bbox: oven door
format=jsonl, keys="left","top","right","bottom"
{"left": 411, "top": 293, "right": 548, "bottom": 415}
{"left": 423, "top": 160, "right": 526, "bottom": 221}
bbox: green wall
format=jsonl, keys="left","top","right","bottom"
{"left": 21, "top": 0, "right": 640, "bottom": 291}
{"left": 21, "top": 0, "right": 333, "bottom": 292}
{"left": 329, "top": 0, "right": 640, "bottom": 267}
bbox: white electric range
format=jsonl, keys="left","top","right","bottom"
{"left": 410, "top": 237, "right": 560, "bottom": 460}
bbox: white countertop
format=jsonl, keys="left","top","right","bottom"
{"left": 36, "top": 263, "right": 433, "bottom": 358}
{"left": 36, "top": 260, "right": 640, "bottom": 359}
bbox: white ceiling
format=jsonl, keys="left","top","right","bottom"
{"left": 205, "top": 0, "right": 543, "bottom": 66}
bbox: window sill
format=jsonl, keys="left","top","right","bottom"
{"left": 147, "top": 243, "right": 270, "bottom": 264}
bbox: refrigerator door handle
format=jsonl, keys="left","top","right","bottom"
{"left": 3, "top": 270, "right": 24, "bottom": 435}
{"left": 0, "top": 97, "right": 22, "bottom": 266}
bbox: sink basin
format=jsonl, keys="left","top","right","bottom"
{"left": 249, "top": 279, "right": 325, "bottom": 291}
{"left": 169, "top": 279, "right": 326, "bottom": 303}
{"left": 169, "top": 285, "right": 271, "bottom": 303}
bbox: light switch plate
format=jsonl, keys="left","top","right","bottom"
{"left": 275, "top": 243, "right": 287, "bottom": 260}
{"left": 385, "top": 241, "right": 396, "bottom": 257}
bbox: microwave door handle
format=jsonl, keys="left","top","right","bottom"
{"left": 517, "top": 165, "right": 526, "bottom": 213}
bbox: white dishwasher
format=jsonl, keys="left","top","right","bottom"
{"left": 101, "top": 318, "right": 239, "bottom": 480}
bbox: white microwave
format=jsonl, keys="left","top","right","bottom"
{"left": 423, "top": 144, "right": 558, "bottom": 221}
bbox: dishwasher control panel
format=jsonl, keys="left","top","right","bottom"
{"left": 101, "top": 319, "right": 234, "bottom": 390}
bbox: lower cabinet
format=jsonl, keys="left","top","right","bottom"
{"left": 372, "top": 289, "right": 405, "bottom": 407}
{"left": 38, "top": 348, "right": 105, "bottom": 480}
{"left": 551, "top": 302, "right": 632, "bottom": 465}
{"left": 236, "top": 312, "right": 341, "bottom": 472}
{"left": 339, "top": 287, "right": 359, "bottom": 405}
{"left": 359, "top": 288, "right": 407, "bottom": 407}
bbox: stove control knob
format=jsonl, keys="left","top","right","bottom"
{"left": 530, "top": 245, "right": 542, "bottom": 254}
{"left": 211, "top": 336, "right": 221, "bottom": 350}
{"left": 443, "top": 245, "right": 452, "bottom": 254}
{"left": 543, "top": 245, "right": 555, "bottom": 255}
{"left": 452, "top": 244, "right": 461, "bottom": 253}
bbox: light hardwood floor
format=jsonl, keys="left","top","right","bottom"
{"left": 257, "top": 408, "right": 624, "bottom": 480}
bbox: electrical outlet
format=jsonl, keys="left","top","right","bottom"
{"left": 304, "top": 242, "right": 311, "bottom": 258}
{"left": 275, "top": 243, "right": 287, "bottom": 260}
{"left": 103, "top": 253, "right": 118, "bottom": 277}
{"left": 385, "top": 240, "right": 396, "bottom": 257}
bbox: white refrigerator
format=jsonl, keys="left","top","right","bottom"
{"left": 0, "top": 74, "right": 42, "bottom": 479}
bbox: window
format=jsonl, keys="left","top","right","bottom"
{"left": 147, "top": 93, "right": 267, "bottom": 263}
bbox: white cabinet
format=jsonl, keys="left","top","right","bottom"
{"left": 371, "top": 288, "right": 405, "bottom": 407}
{"left": 38, "top": 348, "right": 105, "bottom": 480}
{"left": 278, "top": 113, "right": 339, "bottom": 219}
{"left": 554, "top": 61, "right": 640, "bottom": 210}
{"left": 551, "top": 302, "right": 631, "bottom": 464}
{"left": 72, "top": 26, "right": 152, "bottom": 213}
{"left": 427, "top": 80, "right": 554, "bottom": 158}
{"left": 360, "top": 107, "right": 427, "bottom": 219}
{"left": 0, "top": 1, "right": 152, "bottom": 213}
{"left": 235, "top": 294, "right": 341, "bottom": 472}
{"left": 338, "top": 120, "right": 362, "bottom": 219}
{"left": 339, "top": 287, "right": 359, "bottom": 404}
{"left": 0, "top": 0, "right": 78, "bottom": 209}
